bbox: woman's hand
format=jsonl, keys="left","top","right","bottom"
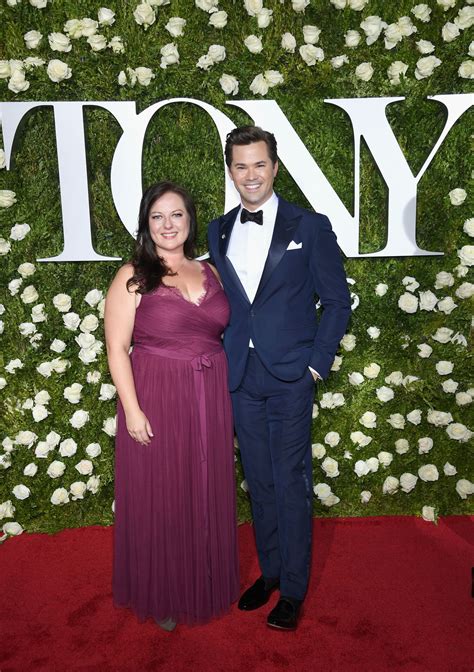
{"left": 125, "top": 409, "right": 154, "bottom": 446}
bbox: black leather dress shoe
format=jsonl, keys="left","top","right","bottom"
{"left": 267, "top": 598, "right": 301, "bottom": 630}
{"left": 238, "top": 576, "right": 280, "bottom": 611}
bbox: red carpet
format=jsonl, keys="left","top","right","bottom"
{"left": 1, "top": 516, "right": 473, "bottom": 672}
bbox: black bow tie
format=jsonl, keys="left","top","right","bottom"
{"left": 241, "top": 208, "right": 263, "bottom": 225}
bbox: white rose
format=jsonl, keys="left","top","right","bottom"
{"left": 160, "top": 42, "right": 179, "bottom": 69}
{"left": 2, "top": 437, "right": 14, "bottom": 452}
{"left": 19, "top": 321, "right": 36, "bottom": 337}
{"left": 437, "top": 0, "right": 456, "bottom": 11}
{"left": 196, "top": 54, "right": 214, "bottom": 70}
{"left": 434, "top": 270, "right": 455, "bottom": 289}
{"left": 244, "top": 35, "right": 263, "bottom": 54}
{"left": 303, "top": 25, "right": 321, "bottom": 45}
{"left": 59, "top": 438, "right": 78, "bottom": 457}
{"left": 418, "top": 464, "right": 439, "bottom": 482}
{"left": 12, "top": 484, "right": 30, "bottom": 500}
{"left": 417, "top": 291, "right": 438, "bottom": 312}
{"left": 50, "top": 339, "right": 66, "bottom": 353}
{"left": 102, "top": 416, "right": 117, "bottom": 437}
{"left": 249, "top": 73, "right": 269, "bottom": 96}
{"left": 118, "top": 70, "right": 127, "bottom": 86}
{"left": 207, "top": 44, "right": 226, "bottom": 63}
{"left": 348, "top": 371, "right": 364, "bottom": 386}
{"left": 80, "top": 314, "right": 99, "bottom": 332}
{"left": 0, "top": 378, "right": 7, "bottom": 390}
{"left": 427, "top": 409, "right": 453, "bottom": 426}
{"left": 313, "top": 483, "right": 331, "bottom": 500}
{"left": 444, "top": 462, "right": 457, "bottom": 476}
{"left": 299, "top": 44, "right": 324, "bottom": 66}
{"left": 70, "top": 410, "right": 89, "bottom": 429}
{"left": 63, "top": 312, "right": 80, "bottom": 330}
{"left": 418, "top": 437, "right": 433, "bottom": 454}
{"left": 87, "top": 370, "right": 101, "bottom": 384}
{"left": 350, "top": 431, "right": 372, "bottom": 447}
{"left": 98, "top": 7, "right": 115, "bottom": 25}
{"left": 52, "top": 293, "right": 71, "bottom": 312}
{"left": 311, "top": 443, "right": 326, "bottom": 459}
{"left": 23, "top": 462, "right": 38, "bottom": 477}
{"left": 449, "top": 188, "right": 467, "bottom": 206}
{"left": 292, "top": 0, "right": 310, "bottom": 12}
{"left": 398, "top": 292, "right": 418, "bottom": 313}
{"left": 257, "top": 8, "right": 273, "bottom": 28}
{"left": 324, "top": 431, "right": 340, "bottom": 447}
{"left": 281, "top": 32, "right": 296, "bottom": 52}
{"left": 456, "top": 479, "right": 474, "bottom": 499}
{"left": 417, "top": 343, "right": 433, "bottom": 358}
{"left": 395, "top": 438, "right": 409, "bottom": 454}
{"left": 209, "top": 10, "right": 227, "bottom": 28}
{"left": 366, "top": 457, "right": 379, "bottom": 473}
{"left": 47, "top": 59, "right": 72, "bottom": 83}
{"left": 376, "top": 386, "right": 394, "bottom": 402}
{"left": 458, "top": 245, "right": 474, "bottom": 266}
{"left": 87, "top": 34, "right": 107, "bottom": 51}
{"left": 416, "top": 39, "right": 435, "bottom": 55}
{"left": 422, "top": 506, "right": 436, "bottom": 522}
{"left": 70, "top": 481, "right": 87, "bottom": 500}
{"left": 134, "top": 67, "right": 154, "bottom": 86}
{"left": 0, "top": 500, "right": 15, "bottom": 519}
{"left": 459, "top": 60, "right": 474, "bottom": 78}
{"left": 22, "top": 399, "right": 34, "bottom": 410}
{"left": 244, "top": 0, "right": 263, "bottom": 15}
{"left": 51, "top": 487, "right": 69, "bottom": 505}
{"left": 36, "top": 361, "right": 54, "bottom": 378}
{"left": 321, "top": 457, "right": 339, "bottom": 478}
{"left": 442, "top": 21, "right": 460, "bottom": 42}
{"left": 64, "top": 19, "right": 84, "bottom": 39}
{"left": 406, "top": 409, "right": 422, "bottom": 425}
{"left": 378, "top": 451, "right": 394, "bottom": 467}
{"left": 382, "top": 476, "right": 399, "bottom": 494}
{"left": 20, "top": 285, "right": 39, "bottom": 305}
{"left": 432, "top": 327, "right": 453, "bottom": 343}
{"left": 436, "top": 360, "right": 454, "bottom": 376}
{"left": 402, "top": 275, "right": 419, "bottom": 292}
{"left": 76, "top": 333, "right": 96, "bottom": 349}
{"left": 46, "top": 431, "right": 60, "bottom": 448}
{"left": 99, "top": 383, "right": 116, "bottom": 401}
{"left": 345, "top": 30, "right": 361, "bottom": 47}
{"left": 360, "top": 16, "right": 386, "bottom": 45}
{"left": 134, "top": 3, "right": 156, "bottom": 29}
{"left": 384, "top": 23, "right": 403, "bottom": 50}
{"left": 455, "top": 6, "right": 474, "bottom": 29}
{"left": 456, "top": 391, "right": 472, "bottom": 406}
{"left": 360, "top": 490, "right": 372, "bottom": 504}
{"left": 48, "top": 32, "right": 72, "bottom": 52}
{"left": 108, "top": 36, "right": 124, "bottom": 53}
{"left": 319, "top": 392, "right": 345, "bottom": 409}
{"left": 3, "top": 522, "right": 23, "bottom": 536}
{"left": 385, "top": 371, "right": 403, "bottom": 386}
{"left": 164, "top": 16, "right": 186, "bottom": 38}
{"left": 6, "top": 358, "right": 24, "bottom": 373}
{"left": 0, "top": 237, "right": 11, "bottom": 255}
{"left": 455, "top": 282, "right": 474, "bottom": 299}
{"left": 340, "top": 333, "right": 356, "bottom": 351}
{"left": 412, "top": 4, "right": 432, "bottom": 22}
{"left": 33, "top": 390, "right": 50, "bottom": 406}
{"left": 16, "top": 263, "right": 35, "bottom": 279}
{"left": 363, "top": 363, "right": 380, "bottom": 379}
{"left": 331, "top": 55, "right": 349, "bottom": 69}
{"left": 359, "top": 411, "right": 377, "bottom": 428}
{"left": 87, "top": 475, "right": 100, "bottom": 494}
{"left": 437, "top": 296, "right": 457, "bottom": 314}
{"left": 398, "top": 16, "right": 417, "bottom": 37}
{"left": 75, "top": 459, "right": 93, "bottom": 475}
{"left": 10, "top": 224, "right": 30, "bottom": 242}
{"left": 195, "top": 0, "right": 218, "bottom": 10}
{"left": 8, "top": 70, "right": 30, "bottom": 94}
{"left": 29, "top": 0, "right": 48, "bottom": 6}
{"left": 32, "top": 405, "right": 49, "bottom": 422}
{"left": 219, "top": 73, "right": 239, "bottom": 95}
{"left": 367, "top": 326, "right": 380, "bottom": 339}
{"left": 349, "top": 0, "right": 369, "bottom": 9}
{"left": 387, "top": 413, "right": 405, "bottom": 429}
{"left": 0, "top": 453, "right": 12, "bottom": 470}
{"left": 400, "top": 473, "right": 418, "bottom": 493}
{"left": 331, "top": 0, "right": 347, "bottom": 7}
{"left": 24, "top": 30, "right": 43, "bottom": 49}
{"left": 78, "top": 347, "right": 98, "bottom": 364}
{"left": 446, "top": 423, "right": 473, "bottom": 442}
{"left": 47, "top": 460, "right": 66, "bottom": 478}
{"left": 354, "top": 460, "right": 370, "bottom": 477}
{"left": 86, "top": 443, "right": 102, "bottom": 458}
{"left": 415, "top": 55, "right": 441, "bottom": 79}
{"left": 264, "top": 70, "right": 283, "bottom": 87}
{"left": 331, "top": 355, "right": 343, "bottom": 372}
{"left": 0, "top": 191, "right": 17, "bottom": 210}
{"left": 387, "top": 61, "right": 408, "bottom": 84}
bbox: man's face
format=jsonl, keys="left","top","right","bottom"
{"left": 227, "top": 140, "right": 278, "bottom": 211}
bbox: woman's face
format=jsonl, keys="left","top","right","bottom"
{"left": 148, "top": 191, "right": 190, "bottom": 255}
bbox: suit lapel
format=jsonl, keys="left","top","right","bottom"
{"left": 253, "top": 197, "right": 301, "bottom": 303}
{"left": 217, "top": 205, "right": 251, "bottom": 305}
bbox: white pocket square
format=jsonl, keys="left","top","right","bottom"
{"left": 287, "top": 240, "right": 302, "bottom": 250}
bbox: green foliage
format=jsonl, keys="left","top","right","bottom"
{"left": 0, "top": 0, "right": 472, "bottom": 534}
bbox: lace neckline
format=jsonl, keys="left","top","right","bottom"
{"left": 161, "top": 261, "right": 211, "bottom": 307}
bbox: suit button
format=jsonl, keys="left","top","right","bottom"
{"left": 250, "top": 310, "right": 255, "bottom": 317}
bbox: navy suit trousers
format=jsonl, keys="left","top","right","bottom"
{"left": 231, "top": 349, "right": 315, "bottom": 602}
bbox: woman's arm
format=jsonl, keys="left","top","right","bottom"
{"left": 104, "top": 265, "right": 153, "bottom": 445}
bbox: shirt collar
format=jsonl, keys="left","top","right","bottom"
{"left": 238, "top": 192, "right": 278, "bottom": 223}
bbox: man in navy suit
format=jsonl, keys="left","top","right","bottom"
{"left": 208, "top": 126, "right": 351, "bottom": 630}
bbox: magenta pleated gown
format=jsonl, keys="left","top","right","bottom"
{"left": 113, "top": 262, "right": 239, "bottom": 625}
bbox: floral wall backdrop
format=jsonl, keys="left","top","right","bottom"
{"left": 0, "top": 0, "right": 472, "bottom": 537}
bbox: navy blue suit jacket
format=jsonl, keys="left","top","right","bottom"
{"left": 208, "top": 196, "right": 351, "bottom": 391}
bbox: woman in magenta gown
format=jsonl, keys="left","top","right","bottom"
{"left": 105, "top": 182, "right": 239, "bottom": 629}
